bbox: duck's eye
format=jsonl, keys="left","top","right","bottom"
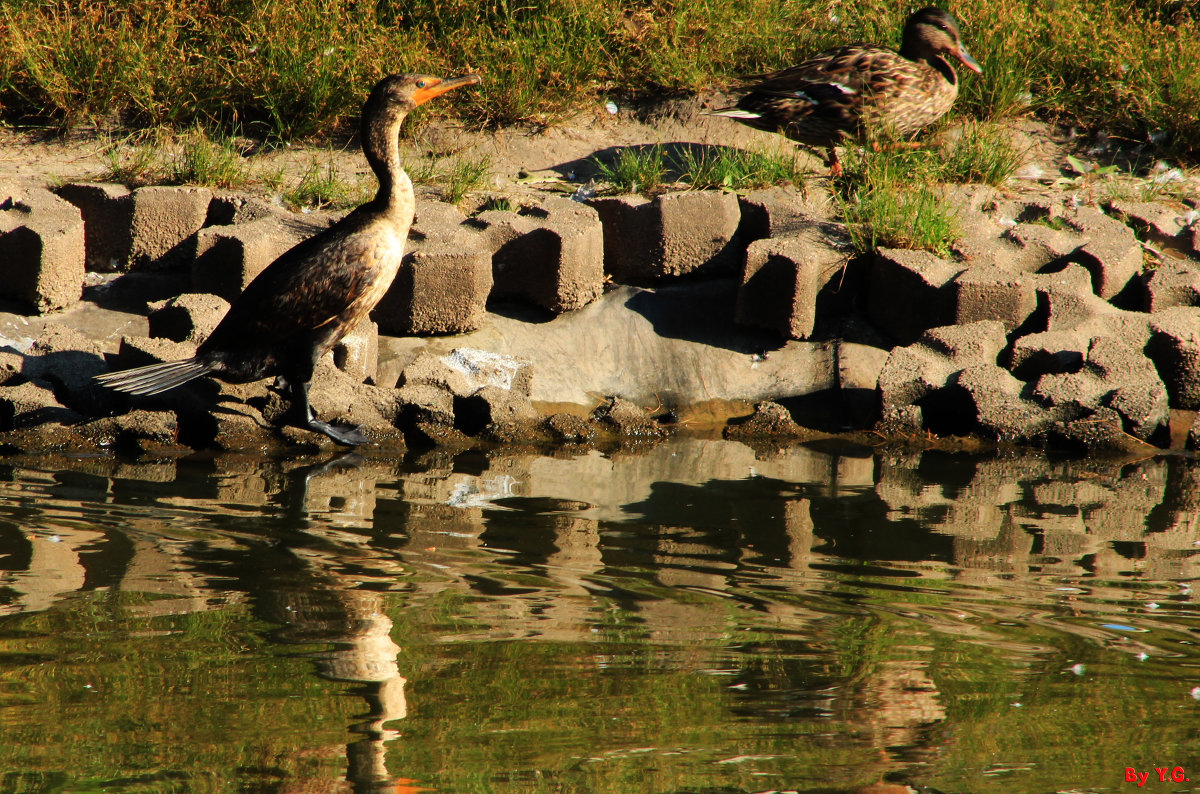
{"left": 416, "top": 80, "right": 427, "bottom": 88}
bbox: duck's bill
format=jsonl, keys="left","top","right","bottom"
{"left": 412, "top": 74, "right": 482, "bottom": 105}
{"left": 955, "top": 45, "right": 982, "bottom": 74}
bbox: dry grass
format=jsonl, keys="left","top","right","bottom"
{"left": 0, "top": 0, "right": 1196, "bottom": 161}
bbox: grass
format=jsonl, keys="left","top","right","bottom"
{"left": 441, "top": 154, "right": 492, "bottom": 203}
{"left": 591, "top": 143, "right": 806, "bottom": 193}
{"left": 0, "top": 0, "right": 1197, "bottom": 161}
{"left": 281, "top": 158, "right": 372, "bottom": 210}
{"left": 168, "top": 130, "right": 253, "bottom": 189}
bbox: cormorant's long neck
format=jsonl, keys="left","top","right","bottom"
{"left": 363, "top": 108, "right": 415, "bottom": 227}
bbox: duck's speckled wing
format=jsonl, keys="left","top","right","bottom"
{"left": 730, "top": 45, "right": 954, "bottom": 145}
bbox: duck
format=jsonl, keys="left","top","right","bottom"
{"left": 95, "top": 72, "right": 481, "bottom": 446}
{"left": 709, "top": 7, "right": 981, "bottom": 175}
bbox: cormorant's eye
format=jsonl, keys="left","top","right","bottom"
{"left": 416, "top": 80, "right": 427, "bottom": 88}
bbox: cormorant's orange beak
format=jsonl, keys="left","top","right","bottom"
{"left": 955, "top": 44, "right": 982, "bottom": 74}
{"left": 412, "top": 74, "right": 482, "bottom": 106}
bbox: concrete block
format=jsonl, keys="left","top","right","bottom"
{"left": 192, "top": 216, "right": 316, "bottom": 300}
{"left": 486, "top": 197, "right": 605, "bottom": 313}
{"left": 129, "top": 186, "right": 213, "bottom": 270}
{"left": 736, "top": 187, "right": 820, "bottom": 241}
{"left": 372, "top": 227, "right": 493, "bottom": 335}
{"left": 589, "top": 190, "right": 741, "bottom": 283}
{"left": 953, "top": 266, "right": 1037, "bottom": 330}
{"left": 1066, "top": 205, "right": 1142, "bottom": 300}
{"left": 1146, "top": 307, "right": 1200, "bottom": 409}
{"left": 411, "top": 199, "right": 468, "bottom": 240}
{"left": 1143, "top": 261, "right": 1200, "bottom": 312}
{"left": 330, "top": 319, "right": 379, "bottom": 383}
{"left": 1036, "top": 264, "right": 1151, "bottom": 347}
{"left": 54, "top": 182, "right": 133, "bottom": 271}
{"left": 1109, "top": 200, "right": 1191, "bottom": 244}
{"left": 148, "top": 292, "right": 231, "bottom": 343}
{"left": 867, "top": 247, "right": 965, "bottom": 345}
{"left": 1001, "top": 224, "right": 1079, "bottom": 271}
{"left": 0, "top": 187, "right": 85, "bottom": 313}
{"left": 724, "top": 401, "right": 804, "bottom": 439}
{"left": 735, "top": 232, "right": 848, "bottom": 339}
{"left": 877, "top": 320, "right": 1007, "bottom": 413}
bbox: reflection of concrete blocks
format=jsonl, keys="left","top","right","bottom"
{"left": 373, "top": 228, "right": 493, "bottom": 335}
{"left": 0, "top": 187, "right": 85, "bottom": 313}
{"left": 129, "top": 186, "right": 212, "bottom": 270}
{"left": 55, "top": 182, "right": 134, "bottom": 271}
{"left": 736, "top": 232, "right": 846, "bottom": 339}
{"left": 590, "top": 190, "right": 741, "bottom": 283}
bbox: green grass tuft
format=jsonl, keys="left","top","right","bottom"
{"left": 593, "top": 146, "right": 667, "bottom": 194}
{"left": 441, "top": 154, "right": 492, "bottom": 204}
{"left": 168, "top": 131, "right": 252, "bottom": 189}
{"left": 282, "top": 158, "right": 371, "bottom": 210}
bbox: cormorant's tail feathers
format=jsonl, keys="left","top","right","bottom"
{"left": 94, "top": 358, "right": 216, "bottom": 396}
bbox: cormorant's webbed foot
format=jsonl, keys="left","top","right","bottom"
{"left": 308, "top": 418, "right": 370, "bottom": 447}
{"left": 287, "top": 376, "right": 370, "bottom": 446}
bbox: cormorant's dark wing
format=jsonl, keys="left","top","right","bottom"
{"left": 198, "top": 217, "right": 379, "bottom": 355}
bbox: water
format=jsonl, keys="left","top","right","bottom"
{"left": 0, "top": 438, "right": 1198, "bottom": 793}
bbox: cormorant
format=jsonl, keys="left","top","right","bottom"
{"left": 95, "top": 72, "right": 481, "bottom": 445}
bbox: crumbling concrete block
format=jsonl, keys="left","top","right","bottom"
{"left": 330, "top": 319, "right": 379, "bottom": 383}
{"left": 398, "top": 348, "right": 532, "bottom": 398}
{"left": 22, "top": 323, "right": 112, "bottom": 416}
{"left": 953, "top": 266, "right": 1037, "bottom": 330}
{"left": 192, "top": 216, "right": 319, "bottom": 300}
{"left": 867, "top": 248, "right": 965, "bottom": 345}
{"left": 109, "top": 335, "right": 198, "bottom": 369}
{"left": 0, "top": 380, "right": 81, "bottom": 431}
{"left": 592, "top": 396, "right": 665, "bottom": 437}
{"left": 372, "top": 228, "right": 492, "bottom": 335}
{"left": 1146, "top": 307, "right": 1200, "bottom": 409}
{"left": 735, "top": 231, "right": 848, "bottom": 340}
{"left": 1008, "top": 330, "right": 1088, "bottom": 380}
{"left": 54, "top": 182, "right": 133, "bottom": 271}
{"left": 1036, "top": 264, "right": 1151, "bottom": 347}
{"left": 876, "top": 321, "right": 1008, "bottom": 433}
{"left": 129, "top": 186, "right": 213, "bottom": 270}
{"left": 956, "top": 363, "right": 1056, "bottom": 441}
{"left": 736, "top": 187, "right": 823, "bottom": 241}
{"left": 1033, "top": 335, "right": 1168, "bottom": 442}
{"left": 589, "top": 190, "right": 741, "bottom": 283}
{"left": 724, "top": 401, "right": 804, "bottom": 439}
{"left": 1001, "top": 223, "right": 1080, "bottom": 272}
{"left": 0, "top": 187, "right": 85, "bottom": 313}
{"left": 148, "top": 292, "right": 231, "bottom": 343}
{"left": 1109, "top": 200, "right": 1192, "bottom": 245}
{"left": 482, "top": 197, "right": 605, "bottom": 314}
{"left": 544, "top": 412, "right": 593, "bottom": 443}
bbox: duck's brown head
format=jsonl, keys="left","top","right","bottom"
{"left": 901, "top": 8, "right": 982, "bottom": 74}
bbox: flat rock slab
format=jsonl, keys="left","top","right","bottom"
{"left": 380, "top": 280, "right": 842, "bottom": 413}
